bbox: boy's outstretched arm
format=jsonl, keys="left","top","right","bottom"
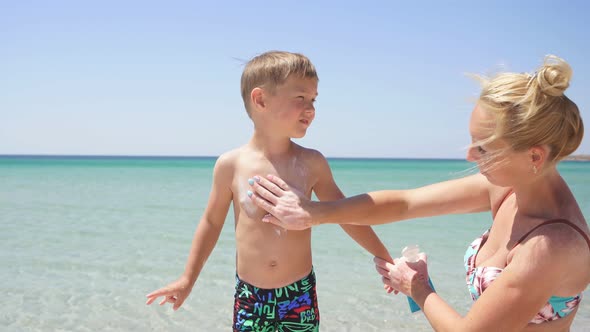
{"left": 309, "top": 151, "right": 393, "bottom": 263}
{"left": 146, "top": 153, "right": 234, "bottom": 310}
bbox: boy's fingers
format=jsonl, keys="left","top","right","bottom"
{"left": 375, "top": 264, "right": 390, "bottom": 277}
{"left": 160, "top": 296, "right": 176, "bottom": 305}
{"left": 173, "top": 298, "right": 186, "bottom": 311}
{"left": 383, "top": 285, "right": 394, "bottom": 294}
{"left": 146, "top": 288, "right": 168, "bottom": 298}
{"left": 374, "top": 264, "right": 384, "bottom": 273}
{"left": 146, "top": 290, "right": 167, "bottom": 305}
{"left": 373, "top": 256, "right": 389, "bottom": 269}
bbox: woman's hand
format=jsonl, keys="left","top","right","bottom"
{"left": 248, "top": 175, "right": 315, "bottom": 230}
{"left": 373, "top": 253, "right": 431, "bottom": 298}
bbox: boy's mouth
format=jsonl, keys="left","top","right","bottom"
{"left": 299, "top": 119, "right": 310, "bottom": 125}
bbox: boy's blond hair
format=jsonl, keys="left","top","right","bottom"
{"left": 241, "top": 51, "right": 319, "bottom": 115}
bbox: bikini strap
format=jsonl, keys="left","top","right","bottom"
{"left": 512, "top": 219, "right": 590, "bottom": 251}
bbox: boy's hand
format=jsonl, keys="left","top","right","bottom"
{"left": 384, "top": 284, "right": 398, "bottom": 294}
{"left": 145, "top": 276, "right": 193, "bottom": 311}
{"left": 374, "top": 253, "right": 429, "bottom": 298}
{"left": 377, "top": 255, "right": 398, "bottom": 295}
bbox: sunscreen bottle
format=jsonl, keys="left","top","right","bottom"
{"left": 401, "top": 244, "right": 435, "bottom": 314}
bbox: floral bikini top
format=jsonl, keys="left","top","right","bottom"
{"left": 464, "top": 219, "right": 590, "bottom": 324}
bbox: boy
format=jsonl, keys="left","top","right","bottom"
{"left": 146, "top": 51, "right": 392, "bottom": 331}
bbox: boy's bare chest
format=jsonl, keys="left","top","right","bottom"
{"left": 231, "top": 155, "right": 316, "bottom": 221}
{"left": 236, "top": 157, "right": 315, "bottom": 194}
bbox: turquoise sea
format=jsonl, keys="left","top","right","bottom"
{"left": 1, "top": 156, "right": 589, "bottom": 332}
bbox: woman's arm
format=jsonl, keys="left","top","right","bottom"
{"left": 309, "top": 151, "right": 393, "bottom": 262}
{"left": 249, "top": 172, "right": 492, "bottom": 229}
{"left": 377, "top": 224, "right": 587, "bottom": 332}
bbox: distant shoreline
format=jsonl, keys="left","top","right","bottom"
{"left": 0, "top": 154, "right": 464, "bottom": 161}
{"left": 1, "top": 154, "right": 589, "bottom": 162}
{"left": 564, "top": 154, "right": 590, "bottom": 162}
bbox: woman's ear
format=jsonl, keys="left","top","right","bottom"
{"left": 530, "top": 145, "right": 548, "bottom": 168}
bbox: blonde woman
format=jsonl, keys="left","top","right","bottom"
{"left": 247, "top": 55, "right": 589, "bottom": 331}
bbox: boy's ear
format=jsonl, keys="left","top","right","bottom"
{"left": 250, "top": 88, "right": 265, "bottom": 111}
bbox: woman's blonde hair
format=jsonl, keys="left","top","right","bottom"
{"left": 240, "top": 51, "right": 318, "bottom": 115}
{"left": 476, "top": 55, "right": 583, "bottom": 162}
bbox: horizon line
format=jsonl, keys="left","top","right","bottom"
{"left": 1, "top": 153, "right": 588, "bottom": 162}
{"left": 0, "top": 153, "right": 466, "bottom": 161}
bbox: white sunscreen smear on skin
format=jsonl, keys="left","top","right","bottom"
{"left": 274, "top": 226, "right": 285, "bottom": 237}
{"left": 239, "top": 177, "right": 286, "bottom": 237}
{"left": 290, "top": 157, "right": 308, "bottom": 190}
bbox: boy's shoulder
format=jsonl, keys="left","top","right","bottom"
{"left": 214, "top": 146, "right": 247, "bottom": 169}
{"left": 293, "top": 143, "right": 327, "bottom": 162}
{"left": 217, "top": 147, "right": 241, "bottom": 160}
{"left": 215, "top": 143, "right": 329, "bottom": 168}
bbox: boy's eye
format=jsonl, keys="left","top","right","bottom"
{"left": 477, "top": 146, "right": 486, "bottom": 154}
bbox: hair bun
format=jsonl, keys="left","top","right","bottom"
{"left": 535, "top": 55, "right": 572, "bottom": 97}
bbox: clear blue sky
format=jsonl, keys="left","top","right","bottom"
{"left": 1, "top": 0, "right": 589, "bottom": 158}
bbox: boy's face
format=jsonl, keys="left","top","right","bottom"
{"left": 264, "top": 77, "right": 318, "bottom": 138}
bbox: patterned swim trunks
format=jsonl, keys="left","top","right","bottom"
{"left": 233, "top": 269, "right": 320, "bottom": 331}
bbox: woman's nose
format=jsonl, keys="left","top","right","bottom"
{"left": 466, "top": 146, "right": 478, "bottom": 162}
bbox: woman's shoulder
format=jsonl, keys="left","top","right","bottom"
{"left": 488, "top": 185, "right": 513, "bottom": 217}
{"left": 533, "top": 218, "right": 590, "bottom": 251}
{"left": 508, "top": 217, "right": 590, "bottom": 293}
{"left": 517, "top": 218, "right": 590, "bottom": 272}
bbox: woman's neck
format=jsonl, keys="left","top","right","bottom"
{"left": 511, "top": 168, "right": 567, "bottom": 220}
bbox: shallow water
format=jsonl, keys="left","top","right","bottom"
{"left": 1, "top": 156, "right": 589, "bottom": 331}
